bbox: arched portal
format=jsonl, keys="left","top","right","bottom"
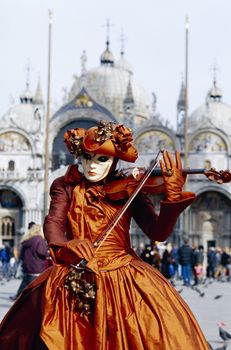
{"left": 0, "top": 189, "right": 23, "bottom": 247}
{"left": 189, "top": 191, "right": 231, "bottom": 250}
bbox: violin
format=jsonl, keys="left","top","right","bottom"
{"left": 74, "top": 154, "right": 231, "bottom": 273}
{"left": 105, "top": 167, "right": 231, "bottom": 201}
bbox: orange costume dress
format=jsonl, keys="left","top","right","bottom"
{"left": 0, "top": 165, "right": 209, "bottom": 350}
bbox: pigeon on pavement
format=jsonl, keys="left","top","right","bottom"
{"left": 218, "top": 324, "right": 231, "bottom": 342}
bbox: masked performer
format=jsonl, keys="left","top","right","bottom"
{"left": 0, "top": 121, "right": 209, "bottom": 349}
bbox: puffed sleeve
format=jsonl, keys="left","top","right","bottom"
{"left": 132, "top": 191, "right": 196, "bottom": 242}
{"left": 43, "top": 176, "right": 70, "bottom": 245}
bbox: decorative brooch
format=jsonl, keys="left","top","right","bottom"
{"left": 94, "top": 120, "right": 114, "bottom": 143}
{"left": 64, "top": 265, "right": 96, "bottom": 321}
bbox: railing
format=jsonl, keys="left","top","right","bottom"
{"left": 26, "top": 170, "right": 44, "bottom": 180}
{"left": 0, "top": 169, "right": 44, "bottom": 181}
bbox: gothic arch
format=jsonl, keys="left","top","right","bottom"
{"left": 0, "top": 128, "right": 35, "bottom": 155}
{"left": 189, "top": 189, "right": 231, "bottom": 249}
{"left": 0, "top": 187, "right": 24, "bottom": 246}
{"left": 51, "top": 118, "right": 99, "bottom": 170}
{"left": 134, "top": 127, "right": 177, "bottom": 154}
{"left": 189, "top": 130, "right": 228, "bottom": 153}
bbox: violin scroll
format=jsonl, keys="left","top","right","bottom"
{"left": 204, "top": 168, "right": 231, "bottom": 184}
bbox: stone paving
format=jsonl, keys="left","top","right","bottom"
{"left": 0, "top": 277, "right": 231, "bottom": 349}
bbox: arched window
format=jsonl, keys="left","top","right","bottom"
{"left": 2, "top": 222, "right": 5, "bottom": 236}
{"left": 8, "top": 160, "right": 15, "bottom": 171}
{"left": 1, "top": 217, "right": 15, "bottom": 238}
{"left": 204, "top": 160, "right": 211, "bottom": 169}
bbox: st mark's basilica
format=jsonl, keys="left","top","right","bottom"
{"left": 1, "top": 37, "right": 231, "bottom": 251}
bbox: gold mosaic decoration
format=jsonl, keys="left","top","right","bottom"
{"left": 75, "top": 93, "right": 93, "bottom": 108}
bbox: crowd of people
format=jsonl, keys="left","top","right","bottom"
{"left": 139, "top": 238, "right": 231, "bottom": 286}
{"left": 0, "top": 223, "right": 230, "bottom": 298}
{"left": 1, "top": 231, "right": 231, "bottom": 293}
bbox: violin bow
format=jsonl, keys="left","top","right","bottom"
{"left": 95, "top": 150, "right": 163, "bottom": 251}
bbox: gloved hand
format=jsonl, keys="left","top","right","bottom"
{"left": 50, "top": 238, "right": 95, "bottom": 265}
{"left": 159, "top": 150, "right": 186, "bottom": 202}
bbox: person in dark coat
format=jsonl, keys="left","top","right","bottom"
{"left": 161, "top": 243, "right": 173, "bottom": 279}
{"left": 178, "top": 237, "right": 193, "bottom": 286}
{"left": 192, "top": 245, "right": 204, "bottom": 285}
{"left": 220, "top": 248, "right": 231, "bottom": 282}
{"left": 9, "top": 224, "right": 49, "bottom": 300}
{"left": 170, "top": 245, "right": 179, "bottom": 279}
{"left": 0, "top": 243, "right": 12, "bottom": 280}
{"left": 207, "top": 246, "right": 216, "bottom": 279}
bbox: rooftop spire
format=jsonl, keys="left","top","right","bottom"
{"left": 100, "top": 19, "right": 114, "bottom": 66}
{"left": 124, "top": 77, "right": 134, "bottom": 105}
{"left": 25, "top": 60, "right": 31, "bottom": 90}
{"left": 177, "top": 75, "right": 186, "bottom": 113}
{"left": 34, "top": 75, "right": 44, "bottom": 105}
{"left": 207, "top": 62, "right": 222, "bottom": 102}
{"left": 152, "top": 92, "right": 157, "bottom": 114}
{"left": 20, "top": 60, "right": 33, "bottom": 104}
{"left": 120, "top": 28, "right": 125, "bottom": 57}
{"left": 212, "top": 62, "right": 219, "bottom": 87}
{"left": 80, "top": 50, "right": 87, "bottom": 87}
{"left": 80, "top": 50, "right": 87, "bottom": 76}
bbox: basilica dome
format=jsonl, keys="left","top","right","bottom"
{"left": 181, "top": 81, "right": 231, "bottom": 135}
{"left": 68, "top": 43, "right": 152, "bottom": 121}
{"left": 0, "top": 83, "right": 43, "bottom": 135}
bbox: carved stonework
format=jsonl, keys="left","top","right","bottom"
{"left": 192, "top": 191, "right": 230, "bottom": 211}
{"left": 75, "top": 94, "right": 93, "bottom": 108}
{"left": 0, "top": 132, "right": 31, "bottom": 152}
{"left": 189, "top": 132, "right": 227, "bottom": 152}
{"left": 135, "top": 130, "right": 174, "bottom": 153}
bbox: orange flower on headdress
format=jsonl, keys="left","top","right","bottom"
{"left": 94, "top": 120, "right": 114, "bottom": 143}
{"left": 64, "top": 128, "right": 86, "bottom": 157}
{"left": 113, "top": 124, "right": 133, "bottom": 154}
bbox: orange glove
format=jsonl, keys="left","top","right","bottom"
{"left": 50, "top": 238, "right": 95, "bottom": 265}
{"left": 159, "top": 150, "right": 186, "bottom": 202}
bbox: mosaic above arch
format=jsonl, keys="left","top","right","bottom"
{"left": 135, "top": 130, "right": 175, "bottom": 153}
{"left": 0, "top": 132, "right": 32, "bottom": 152}
{"left": 189, "top": 132, "right": 227, "bottom": 152}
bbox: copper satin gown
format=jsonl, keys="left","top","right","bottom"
{"left": 0, "top": 168, "right": 209, "bottom": 349}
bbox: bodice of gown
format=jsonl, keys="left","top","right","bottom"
{"left": 67, "top": 180, "right": 134, "bottom": 270}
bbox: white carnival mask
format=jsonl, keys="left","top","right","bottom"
{"left": 81, "top": 152, "right": 114, "bottom": 182}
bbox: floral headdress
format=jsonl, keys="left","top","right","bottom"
{"left": 64, "top": 128, "right": 86, "bottom": 157}
{"left": 64, "top": 120, "right": 138, "bottom": 163}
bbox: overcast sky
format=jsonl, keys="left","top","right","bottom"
{"left": 1, "top": 0, "right": 231, "bottom": 129}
